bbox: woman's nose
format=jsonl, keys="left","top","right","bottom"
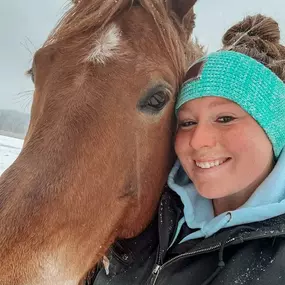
{"left": 189, "top": 123, "right": 217, "bottom": 150}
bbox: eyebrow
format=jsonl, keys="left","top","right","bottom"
{"left": 208, "top": 100, "right": 233, "bottom": 108}
{"left": 177, "top": 99, "right": 235, "bottom": 116}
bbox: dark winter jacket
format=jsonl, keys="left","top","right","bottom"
{"left": 89, "top": 189, "right": 285, "bottom": 285}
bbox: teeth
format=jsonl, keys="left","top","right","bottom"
{"left": 195, "top": 159, "right": 227, "bottom": 169}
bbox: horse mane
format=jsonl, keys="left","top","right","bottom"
{"left": 45, "top": 0, "right": 201, "bottom": 84}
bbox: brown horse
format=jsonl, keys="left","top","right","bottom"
{"left": 0, "top": 0, "right": 202, "bottom": 284}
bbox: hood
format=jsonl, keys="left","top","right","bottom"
{"left": 168, "top": 149, "right": 285, "bottom": 243}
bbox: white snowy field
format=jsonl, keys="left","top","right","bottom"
{"left": 0, "top": 135, "right": 23, "bottom": 175}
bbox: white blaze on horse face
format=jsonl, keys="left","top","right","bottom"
{"left": 87, "top": 23, "right": 121, "bottom": 64}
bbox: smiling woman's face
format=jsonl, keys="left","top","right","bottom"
{"left": 175, "top": 96, "right": 274, "bottom": 207}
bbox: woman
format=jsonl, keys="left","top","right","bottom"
{"left": 91, "top": 14, "right": 285, "bottom": 285}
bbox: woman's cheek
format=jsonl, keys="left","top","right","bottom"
{"left": 174, "top": 131, "right": 187, "bottom": 154}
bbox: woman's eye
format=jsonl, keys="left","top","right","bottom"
{"left": 216, "top": 116, "right": 236, "bottom": 123}
{"left": 178, "top": 120, "right": 197, "bottom": 128}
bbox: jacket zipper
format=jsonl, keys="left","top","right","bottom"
{"left": 150, "top": 227, "right": 285, "bottom": 285}
{"left": 149, "top": 244, "right": 163, "bottom": 284}
{"left": 150, "top": 238, "right": 236, "bottom": 285}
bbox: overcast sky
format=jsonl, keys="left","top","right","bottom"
{"left": 1, "top": 0, "right": 284, "bottom": 113}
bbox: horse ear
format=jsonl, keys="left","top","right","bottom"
{"left": 168, "top": 0, "right": 198, "bottom": 21}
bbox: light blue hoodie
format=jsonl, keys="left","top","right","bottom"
{"left": 167, "top": 149, "right": 285, "bottom": 245}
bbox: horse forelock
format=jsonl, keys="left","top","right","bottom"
{"left": 44, "top": 0, "right": 198, "bottom": 85}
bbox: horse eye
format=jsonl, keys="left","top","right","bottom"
{"left": 26, "top": 68, "right": 35, "bottom": 83}
{"left": 148, "top": 92, "right": 167, "bottom": 108}
{"left": 138, "top": 89, "right": 170, "bottom": 114}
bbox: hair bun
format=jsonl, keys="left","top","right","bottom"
{"left": 222, "top": 14, "right": 281, "bottom": 48}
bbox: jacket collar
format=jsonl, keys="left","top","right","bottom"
{"left": 109, "top": 189, "right": 285, "bottom": 268}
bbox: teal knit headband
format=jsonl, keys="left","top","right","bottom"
{"left": 176, "top": 51, "right": 285, "bottom": 157}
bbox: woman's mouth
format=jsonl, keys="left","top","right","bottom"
{"left": 195, "top": 158, "right": 231, "bottom": 169}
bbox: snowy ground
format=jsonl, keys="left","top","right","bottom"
{"left": 0, "top": 135, "right": 23, "bottom": 175}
